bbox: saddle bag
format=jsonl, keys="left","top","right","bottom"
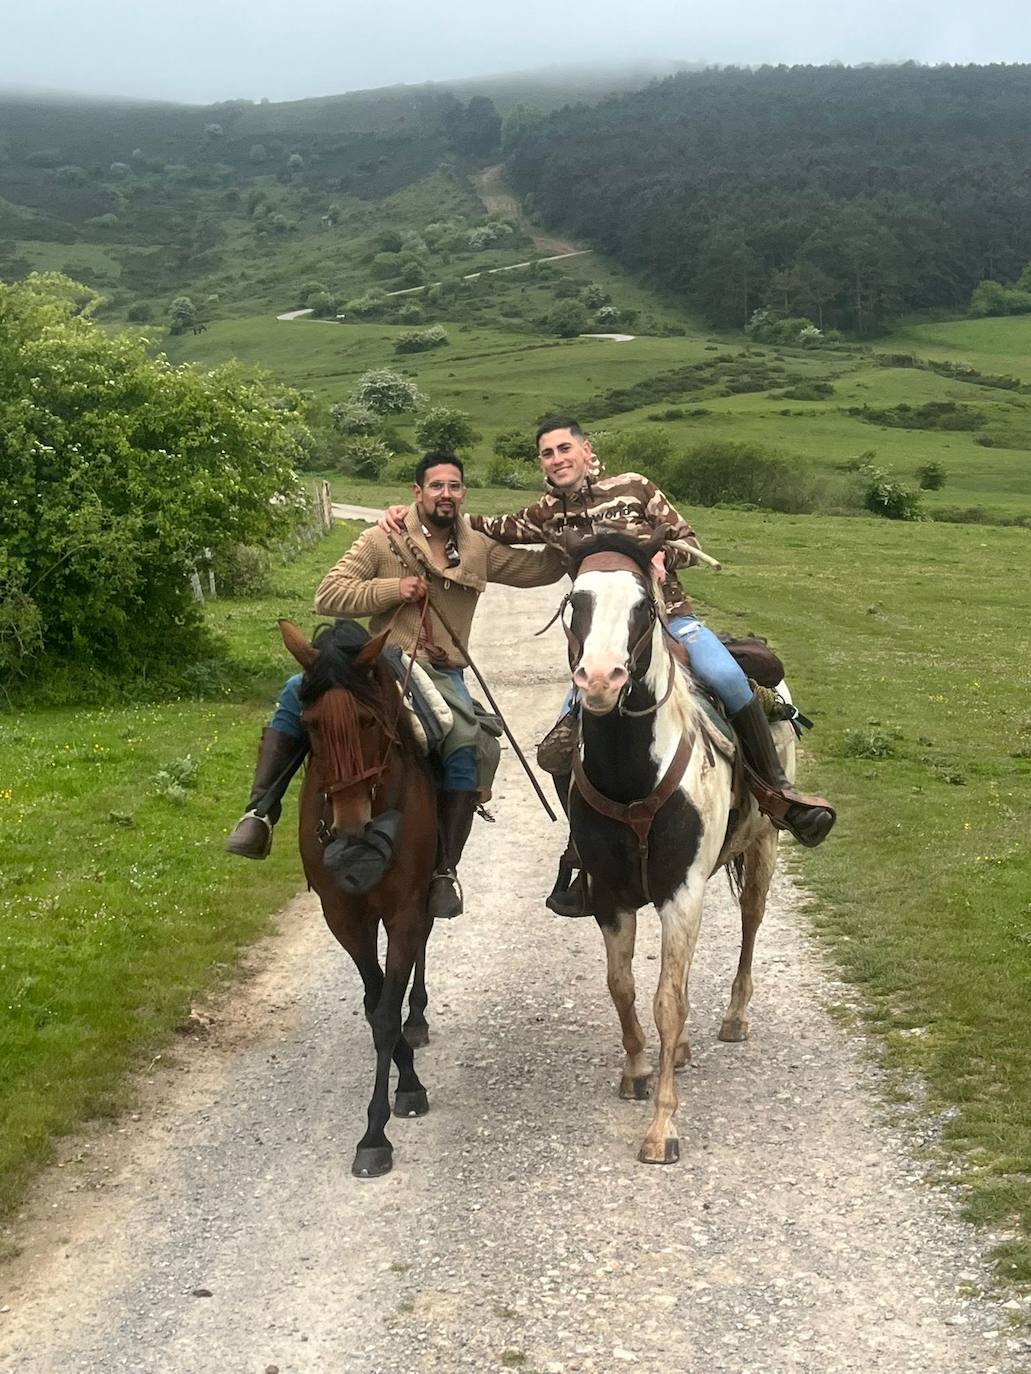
{"left": 719, "top": 635, "right": 785, "bottom": 688}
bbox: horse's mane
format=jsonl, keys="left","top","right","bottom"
{"left": 567, "top": 531, "right": 655, "bottom": 580}
{"left": 298, "top": 619, "right": 382, "bottom": 708}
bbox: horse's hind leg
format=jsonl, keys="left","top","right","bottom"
{"left": 404, "top": 939, "right": 430, "bottom": 1049}
{"left": 352, "top": 933, "right": 420, "bottom": 1178}
{"left": 719, "top": 830, "right": 778, "bottom": 1043}
{"left": 600, "top": 911, "right": 651, "bottom": 1100}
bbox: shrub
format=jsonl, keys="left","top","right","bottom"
{"left": 663, "top": 440, "right": 829, "bottom": 514}
{"left": 307, "top": 291, "right": 338, "bottom": 319}
{"left": 297, "top": 279, "right": 329, "bottom": 306}
{"left": 841, "top": 728, "right": 899, "bottom": 759}
{"left": 167, "top": 294, "right": 196, "bottom": 334}
{"left": 395, "top": 325, "right": 449, "bottom": 354}
{"left": 342, "top": 435, "right": 391, "bottom": 480}
{"left": 345, "top": 291, "right": 387, "bottom": 317}
{"left": 493, "top": 429, "right": 537, "bottom": 464}
{"left": 213, "top": 544, "right": 272, "bottom": 598}
{"left": 781, "top": 380, "right": 835, "bottom": 401}
{"left": 126, "top": 301, "right": 153, "bottom": 322}
{"left": 916, "top": 462, "right": 947, "bottom": 491}
{"left": 546, "top": 300, "right": 589, "bottom": 337}
{"left": 330, "top": 401, "right": 379, "bottom": 437}
{"left": 487, "top": 458, "right": 539, "bottom": 489}
{"left": 581, "top": 283, "right": 608, "bottom": 308}
{"left": 596, "top": 305, "right": 621, "bottom": 327}
{"left": 352, "top": 369, "right": 426, "bottom": 415}
{"left": 863, "top": 467, "right": 923, "bottom": 521}
{"left": 415, "top": 406, "right": 477, "bottom": 451}
{"left": 0, "top": 273, "right": 307, "bottom": 687}
{"left": 593, "top": 427, "right": 675, "bottom": 479}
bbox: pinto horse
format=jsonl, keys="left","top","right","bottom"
{"left": 279, "top": 617, "right": 437, "bottom": 1178}
{"left": 559, "top": 532, "right": 791, "bottom": 1165}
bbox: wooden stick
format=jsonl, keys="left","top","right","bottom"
{"left": 669, "top": 539, "right": 722, "bottom": 571}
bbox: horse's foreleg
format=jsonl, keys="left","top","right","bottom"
{"left": 719, "top": 829, "right": 778, "bottom": 1043}
{"left": 352, "top": 935, "right": 420, "bottom": 1179}
{"left": 639, "top": 875, "right": 705, "bottom": 1165}
{"left": 404, "top": 939, "right": 430, "bottom": 1049}
{"left": 600, "top": 912, "right": 651, "bottom": 1100}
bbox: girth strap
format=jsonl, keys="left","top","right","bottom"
{"left": 571, "top": 732, "right": 694, "bottom": 905}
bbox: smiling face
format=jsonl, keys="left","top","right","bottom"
{"left": 537, "top": 427, "right": 594, "bottom": 491}
{"left": 414, "top": 462, "right": 466, "bottom": 528}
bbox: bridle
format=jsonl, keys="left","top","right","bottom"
{"left": 538, "top": 550, "right": 677, "bottom": 718}
{"left": 306, "top": 598, "right": 429, "bottom": 842}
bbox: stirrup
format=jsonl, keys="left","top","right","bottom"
{"left": 225, "top": 809, "right": 274, "bottom": 859}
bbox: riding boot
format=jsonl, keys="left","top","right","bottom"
{"left": 731, "top": 693, "right": 836, "bottom": 847}
{"left": 545, "top": 772, "right": 593, "bottom": 918}
{"left": 427, "top": 790, "right": 478, "bottom": 920}
{"left": 225, "top": 727, "right": 306, "bottom": 859}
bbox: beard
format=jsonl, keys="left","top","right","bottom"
{"left": 422, "top": 505, "right": 454, "bottom": 529}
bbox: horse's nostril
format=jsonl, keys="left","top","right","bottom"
{"left": 610, "top": 667, "right": 628, "bottom": 684}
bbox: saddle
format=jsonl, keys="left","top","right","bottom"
{"left": 381, "top": 646, "right": 454, "bottom": 753}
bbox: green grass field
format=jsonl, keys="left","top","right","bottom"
{"left": 0, "top": 528, "right": 359, "bottom": 1216}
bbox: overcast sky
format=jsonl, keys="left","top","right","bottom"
{"left": 4, "top": 0, "right": 1030, "bottom": 104}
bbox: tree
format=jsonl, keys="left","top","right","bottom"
{"left": 415, "top": 407, "right": 477, "bottom": 451}
{"left": 167, "top": 295, "right": 196, "bottom": 334}
{"left": 287, "top": 152, "right": 305, "bottom": 171}
{"left": 341, "top": 435, "right": 391, "bottom": 480}
{"left": 0, "top": 274, "right": 307, "bottom": 687}
{"left": 546, "top": 300, "right": 589, "bottom": 338}
{"left": 330, "top": 402, "right": 380, "bottom": 437}
{"left": 493, "top": 429, "right": 537, "bottom": 464}
{"left": 352, "top": 369, "right": 426, "bottom": 415}
{"left": 308, "top": 291, "right": 338, "bottom": 318}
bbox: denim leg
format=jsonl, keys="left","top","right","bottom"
{"left": 435, "top": 669, "right": 479, "bottom": 793}
{"left": 270, "top": 672, "right": 307, "bottom": 741}
{"left": 668, "top": 616, "right": 753, "bottom": 714}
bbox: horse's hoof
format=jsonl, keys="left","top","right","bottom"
{"left": 674, "top": 1043, "right": 692, "bottom": 1069}
{"left": 619, "top": 1074, "right": 652, "bottom": 1101}
{"left": 351, "top": 1145, "right": 393, "bottom": 1178}
{"left": 404, "top": 1023, "right": 430, "bottom": 1049}
{"left": 393, "top": 1088, "right": 430, "bottom": 1118}
{"left": 718, "top": 1018, "right": 749, "bottom": 1043}
{"left": 638, "top": 1137, "right": 680, "bottom": 1165}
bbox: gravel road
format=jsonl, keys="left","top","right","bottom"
{"left": 0, "top": 575, "right": 1024, "bottom": 1374}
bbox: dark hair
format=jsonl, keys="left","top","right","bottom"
{"left": 535, "top": 415, "right": 584, "bottom": 447}
{"left": 414, "top": 450, "right": 465, "bottom": 486}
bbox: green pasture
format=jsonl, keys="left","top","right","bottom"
{"left": 690, "top": 509, "right": 1031, "bottom": 1282}
{"left": 889, "top": 316, "right": 1031, "bottom": 384}
{"left": 0, "top": 529, "right": 357, "bottom": 1217}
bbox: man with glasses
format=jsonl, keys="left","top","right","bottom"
{"left": 226, "top": 450, "right": 565, "bottom": 921}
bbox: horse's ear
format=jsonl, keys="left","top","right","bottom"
{"left": 278, "top": 619, "right": 319, "bottom": 670}
{"left": 355, "top": 626, "right": 391, "bottom": 667}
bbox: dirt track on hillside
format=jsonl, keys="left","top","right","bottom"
{"left": 476, "top": 163, "right": 582, "bottom": 256}
{"left": 0, "top": 557, "right": 1022, "bottom": 1373}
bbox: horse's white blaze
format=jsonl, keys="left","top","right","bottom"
{"left": 574, "top": 570, "right": 642, "bottom": 708}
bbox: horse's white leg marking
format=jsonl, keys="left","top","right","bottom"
{"left": 720, "top": 824, "right": 779, "bottom": 1042}
{"left": 640, "top": 869, "right": 707, "bottom": 1164}
{"left": 601, "top": 913, "right": 652, "bottom": 1098}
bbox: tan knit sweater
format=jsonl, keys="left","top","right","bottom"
{"left": 314, "top": 504, "right": 566, "bottom": 667}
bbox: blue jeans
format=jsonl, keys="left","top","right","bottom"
{"left": 272, "top": 671, "right": 478, "bottom": 792}
{"left": 560, "top": 615, "right": 753, "bottom": 717}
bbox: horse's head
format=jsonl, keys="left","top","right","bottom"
{"left": 561, "top": 528, "right": 667, "bottom": 716}
{"left": 279, "top": 618, "right": 394, "bottom": 837}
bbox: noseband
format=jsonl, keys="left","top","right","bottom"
{"left": 539, "top": 550, "right": 676, "bottom": 718}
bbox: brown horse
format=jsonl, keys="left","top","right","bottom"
{"left": 279, "top": 617, "right": 438, "bottom": 1178}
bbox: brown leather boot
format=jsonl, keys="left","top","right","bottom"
{"left": 225, "top": 727, "right": 306, "bottom": 859}
{"left": 427, "top": 790, "right": 478, "bottom": 919}
{"left": 545, "top": 772, "right": 593, "bottom": 918}
{"left": 731, "top": 693, "right": 836, "bottom": 847}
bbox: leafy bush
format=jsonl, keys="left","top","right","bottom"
{"left": 126, "top": 301, "right": 153, "bottom": 322}
{"left": 395, "top": 325, "right": 449, "bottom": 354}
{"left": 493, "top": 429, "right": 538, "bottom": 464}
{"left": 546, "top": 300, "right": 589, "bottom": 337}
{"left": 917, "top": 462, "right": 947, "bottom": 491}
{"left": 663, "top": 440, "right": 830, "bottom": 514}
{"left": 330, "top": 401, "right": 379, "bottom": 437}
{"left": 0, "top": 274, "right": 307, "bottom": 688}
{"left": 841, "top": 728, "right": 899, "bottom": 759}
{"left": 487, "top": 458, "right": 539, "bottom": 489}
{"left": 345, "top": 291, "right": 387, "bottom": 317}
{"left": 969, "top": 279, "right": 1031, "bottom": 318}
{"left": 862, "top": 467, "right": 923, "bottom": 520}
{"left": 213, "top": 544, "right": 272, "bottom": 598}
{"left": 307, "top": 291, "right": 338, "bottom": 318}
{"left": 581, "top": 283, "right": 608, "bottom": 308}
{"left": 781, "top": 380, "right": 835, "bottom": 401}
{"left": 297, "top": 279, "right": 328, "bottom": 306}
{"left": 167, "top": 294, "right": 196, "bottom": 334}
{"left": 352, "top": 369, "right": 426, "bottom": 415}
{"left": 853, "top": 400, "right": 983, "bottom": 431}
{"left": 342, "top": 435, "right": 391, "bottom": 480}
{"left": 414, "top": 406, "right": 477, "bottom": 451}
{"left": 592, "top": 427, "right": 674, "bottom": 479}
{"left": 466, "top": 220, "right": 513, "bottom": 251}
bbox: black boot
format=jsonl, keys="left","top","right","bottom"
{"left": 427, "top": 790, "right": 478, "bottom": 920}
{"left": 225, "top": 727, "right": 307, "bottom": 859}
{"left": 545, "top": 772, "right": 593, "bottom": 918}
{"left": 731, "top": 693, "right": 836, "bottom": 847}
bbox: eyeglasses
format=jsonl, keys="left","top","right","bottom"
{"left": 423, "top": 481, "right": 465, "bottom": 494}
